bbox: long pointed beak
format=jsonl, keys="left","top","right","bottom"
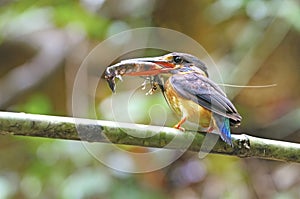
{"left": 104, "top": 56, "right": 174, "bottom": 78}
{"left": 103, "top": 55, "right": 175, "bottom": 92}
{"left": 117, "top": 56, "right": 175, "bottom": 76}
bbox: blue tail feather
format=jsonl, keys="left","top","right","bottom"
{"left": 213, "top": 114, "right": 232, "bottom": 146}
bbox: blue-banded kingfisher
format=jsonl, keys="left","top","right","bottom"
{"left": 104, "top": 52, "right": 242, "bottom": 146}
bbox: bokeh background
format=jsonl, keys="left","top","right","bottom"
{"left": 1, "top": 0, "right": 300, "bottom": 198}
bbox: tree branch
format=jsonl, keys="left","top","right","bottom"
{"left": 0, "top": 111, "right": 299, "bottom": 163}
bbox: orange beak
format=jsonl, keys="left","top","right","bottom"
{"left": 103, "top": 56, "right": 176, "bottom": 92}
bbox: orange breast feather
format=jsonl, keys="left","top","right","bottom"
{"left": 164, "top": 79, "right": 212, "bottom": 128}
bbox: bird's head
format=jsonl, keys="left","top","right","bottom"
{"left": 103, "top": 52, "right": 209, "bottom": 91}
{"left": 142, "top": 52, "right": 209, "bottom": 77}
{"left": 158, "top": 52, "right": 209, "bottom": 77}
{"left": 106, "top": 52, "right": 209, "bottom": 78}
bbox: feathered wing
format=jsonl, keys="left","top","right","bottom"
{"left": 169, "top": 73, "right": 242, "bottom": 126}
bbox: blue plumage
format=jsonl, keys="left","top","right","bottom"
{"left": 213, "top": 114, "right": 232, "bottom": 146}
{"left": 104, "top": 52, "right": 241, "bottom": 146}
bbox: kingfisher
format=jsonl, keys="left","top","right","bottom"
{"left": 104, "top": 52, "right": 242, "bottom": 145}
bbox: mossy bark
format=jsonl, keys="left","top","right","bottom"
{"left": 0, "top": 112, "right": 299, "bottom": 163}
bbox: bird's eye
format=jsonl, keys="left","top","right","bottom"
{"left": 173, "top": 56, "right": 183, "bottom": 64}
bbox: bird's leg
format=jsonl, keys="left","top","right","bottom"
{"left": 173, "top": 117, "right": 186, "bottom": 131}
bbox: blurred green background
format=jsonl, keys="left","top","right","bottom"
{"left": 1, "top": 0, "right": 300, "bottom": 198}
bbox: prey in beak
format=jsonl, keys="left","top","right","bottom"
{"left": 102, "top": 52, "right": 209, "bottom": 92}
{"left": 102, "top": 52, "right": 241, "bottom": 146}
{"left": 103, "top": 55, "right": 175, "bottom": 92}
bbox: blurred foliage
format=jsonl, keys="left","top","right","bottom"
{"left": 0, "top": 0, "right": 300, "bottom": 198}
{"left": 0, "top": 0, "right": 109, "bottom": 40}
{"left": 16, "top": 93, "right": 53, "bottom": 115}
{"left": 52, "top": 4, "right": 109, "bottom": 39}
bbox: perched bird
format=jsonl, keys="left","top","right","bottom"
{"left": 104, "top": 52, "right": 242, "bottom": 145}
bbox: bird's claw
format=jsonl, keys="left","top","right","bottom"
{"left": 173, "top": 117, "right": 187, "bottom": 131}
{"left": 173, "top": 125, "right": 185, "bottom": 131}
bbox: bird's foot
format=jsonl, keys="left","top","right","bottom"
{"left": 206, "top": 126, "right": 214, "bottom": 133}
{"left": 173, "top": 124, "right": 185, "bottom": 131}
{"left": 173, "top": 117, "right": 187, "bottom": 131}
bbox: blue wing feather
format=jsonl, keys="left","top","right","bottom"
{"left": 213, "top": 114, "right": 232, "bottom": 146}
